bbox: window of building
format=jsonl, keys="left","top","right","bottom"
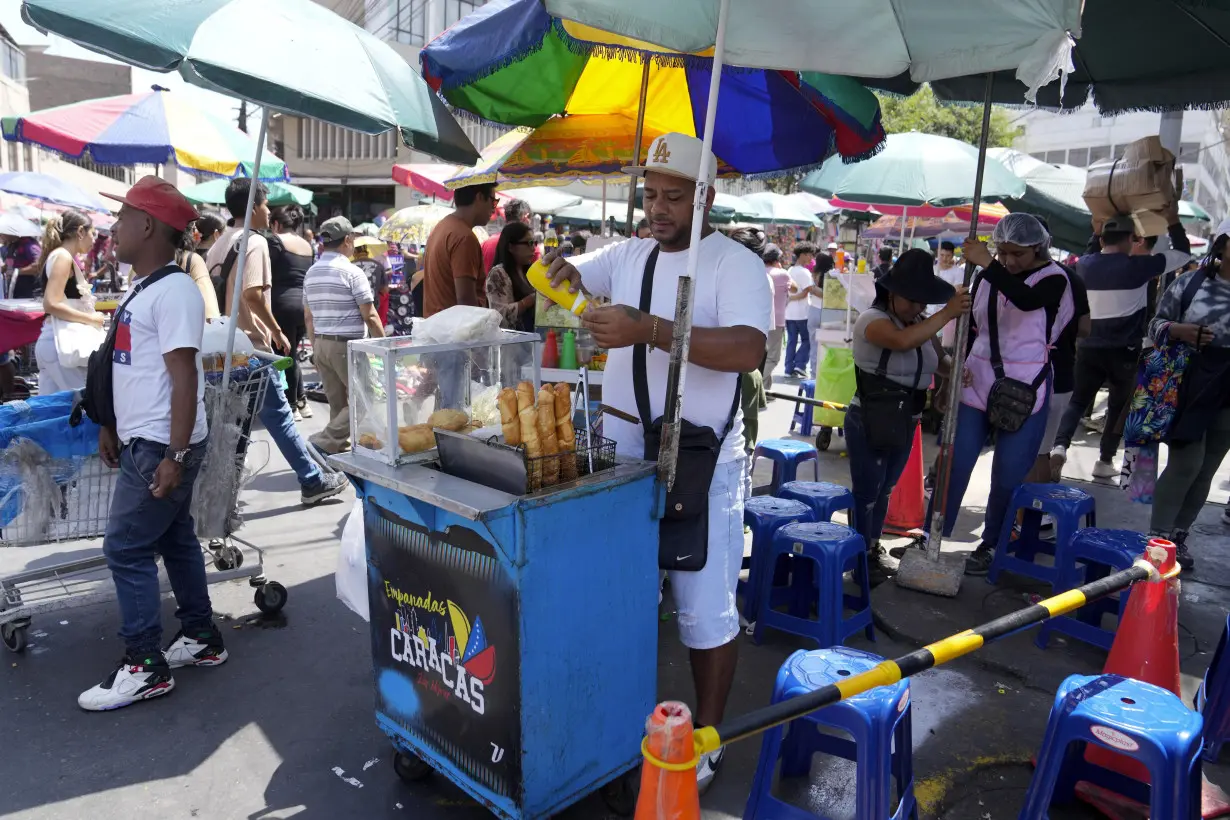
{"left": 1030, "top": 152, "right": 1047, "bottom": 162}
{"left": 1043, "top": 149, "right": 1067, "bottom": 165}
{"left": 1179, "top": 141, "right": 1200, "bottom": 161}
{"left": 22, "top": 144, "right": 33, "bottom": 173}
{"left": 297, "top": 118, "right": 397, "bottom": 161}
{"left": 1, "top": 38, "right": 24, "bottom": 83}
{"left": 444, "top": 1, "right": 484, "bottom": 29}
{"left": 1088, "top": 145, "right": 1113, "bottom": 165}
{"left": 389, "top": 0, "right": 426, "bottom": 47}
{"left": 1066, "top": 147, "right": 1090, "bottom": 168}
{"left": 6, "top": 142, "right": 16, "bottom": 172}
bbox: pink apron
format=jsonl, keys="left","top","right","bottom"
{"left": 963, "top": 262, "right": 1075, "bottom": 415}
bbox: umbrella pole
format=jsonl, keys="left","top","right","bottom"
{"left": 927, "top": 73, "right": 994, "bottom": 562}
{"left": 625, "top": 60, "right": 651, "bottom": 235}
{"left": 657, "top": 0, "right": 730, "bottom": 488}
{"left": 222, "top": 107, "right": 269, "bottom": 390}
{"left": 602, "top": 178, "right": 608, "bottom": 235}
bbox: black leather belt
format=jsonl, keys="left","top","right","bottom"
{"left": 314, "top": 333, "right": 362, "bottom": 342}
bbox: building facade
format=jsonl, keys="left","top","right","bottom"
{"left": 1013, "top": 105, "right": 1230, "bottom": 232}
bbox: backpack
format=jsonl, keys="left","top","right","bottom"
{"left": 208, "top": 230, "right": 272, "bottom": 314}
{"left": 80, "top": 266, "right": 177, "bottom": 429}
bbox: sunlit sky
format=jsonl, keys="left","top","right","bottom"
{"left": 0, "top": 1, "right": 241, "bottom": 122}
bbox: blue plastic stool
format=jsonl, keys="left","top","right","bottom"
{"left": 1036, "top": 529, "right": 1149, "bottom": 651}
{"left": 988, "top": 484, "right": 1096, "bottom": 589}
{"left": 1020, "top": 674, "right": 1203, "bottom": 820}
{"left": 789, "top": 379, "right": 816, "bottom": 437}
{"left": 778, "top": 481, "right": 855, "bottom": 525}
{"left": 744, "top": 647, "right": 916, "bottom": 820}
{"left": 753, "top": 439, "right": 821, "bottom": 496}
{"left": 1196, "top": 613, "right": 1230, "bottom": 763}
{"left": 740, "top": 497, "right": 815, "bottom": 624}
{"left": 753, "top": 522, "right": 874, "bottom": 647}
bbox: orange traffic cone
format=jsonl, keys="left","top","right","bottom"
{"left": 1076, "top": 539, "right": 1230, "bottom": 819}
{"left": 634, "top": 701, "right": 701, "bottom": 820}
{"left": 883, "top": 425, "right": 925, "bottom": 536}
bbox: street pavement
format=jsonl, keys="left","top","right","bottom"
{"left": 1, "top": 372, "right": 1228, "bottom": 819}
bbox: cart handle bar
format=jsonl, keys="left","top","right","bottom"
{"left": 762, "top": 391, "right": 847, "bottom": 412}
{"left": 689, "top": 558, "right": 1174, "bottom": 758}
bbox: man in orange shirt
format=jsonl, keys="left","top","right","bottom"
{"left": 422, "top": 183, "right": 497, "bottom": 317}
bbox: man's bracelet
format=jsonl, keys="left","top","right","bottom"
{"left": 650, "top": 316, "right": 659, "bottom": 349}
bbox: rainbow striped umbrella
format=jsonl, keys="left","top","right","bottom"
{"left": 1, "top": 87, "right": 287, "bottom": 180}
{"left": 421, "top": 0, "right": 886, "bottom": 175}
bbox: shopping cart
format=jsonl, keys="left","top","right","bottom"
{"left": 0, "top": 353, "right": 291, "bottom": 654}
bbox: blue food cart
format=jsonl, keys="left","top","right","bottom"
{"left": 333, "top": 452, "right": 660, "bottom": 818}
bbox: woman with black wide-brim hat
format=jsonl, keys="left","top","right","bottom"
{"left": 847, "top": 249, "right": 970, "bottom": 584}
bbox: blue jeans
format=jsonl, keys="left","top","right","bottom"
{"left": 784, "top": 319, "right": 809, "bottom": 374}
{"left": 258, "top": 378, "right": 322, "bottom": 487}
{"left": 807, "top": 306, "right": 823, "bottom": 378}
{"left": 102, "top": 439, "right": 212, "bottom": 656}
{"left": 926, "top": 399, "right": 1050, "bottom": 545}
{"left": 844, "top": 403, "right": 914, "bottom": 550}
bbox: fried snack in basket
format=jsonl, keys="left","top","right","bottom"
{"left": 427, "top": 408, "right": 469, "bottom": 432}
{"left": 552, "top": 383, "right": 577, "bottom": 481}
{"left": 536, "top": 387, "right": 560, "bottom": 486}
{"left": 516, "top": 381, "right": 535, "bottom": 412}
{"left": 498, "top": 388, "right": 520, "bottom": 445}
{"left": 519, "top": 403, "right": 541, "bottom": 490}
{"left": 397, "top": 424, "right": 435, "bottom": 454}
{"left": 358, "top": 432, "right": 383, "bottom": 450}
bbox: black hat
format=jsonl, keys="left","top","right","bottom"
{"left": 1102, "top": 214, "right": 1137, "bottom": 234}
{"left": 878, "top": 248, "right": 956, "bottom": 304}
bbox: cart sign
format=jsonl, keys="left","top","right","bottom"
{"left": 366, "top": 502, "right": 522, "bottom": 798}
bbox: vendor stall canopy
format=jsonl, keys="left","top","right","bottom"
{"left": 542, "top": 0, "right": 1082, "bottom": 102}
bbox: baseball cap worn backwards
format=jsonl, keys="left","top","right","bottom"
{"left": 103, "top": 175, "right": 198, "bottom": 232}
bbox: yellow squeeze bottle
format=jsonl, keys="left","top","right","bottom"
{"left": 527, "top": 259, "right": 589, "bottom": 315}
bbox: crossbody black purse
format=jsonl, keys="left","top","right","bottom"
{"left": 984, "top": 280, "right": 1053, "bottom": 433}
{"left": 633, "top": 247, "right": 740, "bottom": 572}
{"left": 855, "top": 341, "right": 924, "bottom": 450}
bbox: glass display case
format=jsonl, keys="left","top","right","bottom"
{"left": 348, "top": 331, "right": 542, "bottom": 466}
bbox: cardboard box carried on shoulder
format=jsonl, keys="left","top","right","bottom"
{"left": 1083, "top": 136, "right": 1180, "bottom": 236}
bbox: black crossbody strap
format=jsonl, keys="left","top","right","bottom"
{"left": 987, "top": 278, "right": 1055, "bottom": 391}
{"left": 632, "top": 246, "right": 740, "bottom": 438}
{"left": 874, "top": 311, "right": 924, "bottom": 390}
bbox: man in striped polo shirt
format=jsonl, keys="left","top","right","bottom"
{"left": 304, "top": 217, "right": 385, "bottom": 454}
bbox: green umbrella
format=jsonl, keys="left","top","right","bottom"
{"left": 801, "top": 132, "right": 1025, "bottom": 208}
{"left": 1179, "top": 200, "right": 1211, "bottom": 225}
{"left": 21, "top": 0, "right": 478, "bottom": 165}
{"left": 985, "top": 147, "right": 1090, "bottom": 254}
{"left": 735, "top": 192, "right": 822, "bottom": 227}
{"left": 180, "top": 178, "right": 313, "bottom": 208}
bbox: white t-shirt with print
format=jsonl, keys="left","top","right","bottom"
{"left": 784, "top": 265, "right": 813, "bottom": 321}
{"left": 573, "top": 232, "right": 771, "bottom": 464}
{"left": 112, "top": 268, "right": 208, "bottom": 446}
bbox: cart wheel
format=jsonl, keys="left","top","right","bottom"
{"left": 254, "top": 582, "right": 288, "bottom": 615}
{"left": 600, "top": 766, "right": 641, "bottom": 816}
{"left": 816, "top": 427, "right": 833, "bottom": 451}
{"left": 393, "top": 751, "right": 433, "bottom": 783}
{"left": 2, "top": 621, "right": 28, "bottom": 654}
{"left": 213, "top": 544, "right": 244, "bottom": 571}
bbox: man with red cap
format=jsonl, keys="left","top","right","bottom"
{"left": 78, "top": 176, "right": 225, "bottom": 711}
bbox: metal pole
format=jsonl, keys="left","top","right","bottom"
{"left": 657, "top": 0, "right": 730, "bottom": 489}
{"left": 625, "top": 60, "right": 651, "bottom": 235}
{"left": 222, "top": 107, "right": 269, "bottom": 390}
{"left": 928, "top": 74, "right": 994, "bottom": 559}
{"left": 601, "top": 178, "right": 608, "bottom": 235}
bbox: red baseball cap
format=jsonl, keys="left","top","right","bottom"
{"left": 102, "top": 175, "right": 199, "bottom": 232}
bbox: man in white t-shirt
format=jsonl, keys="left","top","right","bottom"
{"left": 79, "top": 176, "right": 221, "bottom": 711}
{"left": 930, "top": 241, "right": 967, "bottom": 346}
{"left": 544, "top": 132, "right": 770, "bottom": 792}
{"left": 784, "top": 242, "right": 818, "bottom": 378}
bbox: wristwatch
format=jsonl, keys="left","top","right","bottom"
{"left": 167, "top": 447, "right": 191, "bottom": 465}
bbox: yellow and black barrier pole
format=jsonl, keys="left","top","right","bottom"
{"left": 688, "top": 558, "right": 1173, "bottom": 758}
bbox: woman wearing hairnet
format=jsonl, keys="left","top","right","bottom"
{"left": 930, "top": 213, "right": 1075, "bottom": 575}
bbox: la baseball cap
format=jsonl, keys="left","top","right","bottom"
{"left": 102, "top": 175, "right": 199, "bottom": 232}
{"left": 319, "top": 216, "right": 357, "bottom": 243}
{"left": 623, "top": 132, "right": 717, "bottom": 183}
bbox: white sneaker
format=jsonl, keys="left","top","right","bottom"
{"left": 163, "top": 627, "right": 229, "bottom": 669}
{"left": 1092, "top": 459, "right": 1117, "bottom": 479}
{"left": 697, "top": 746, "right": 725, "bottom": 795}
{"left": 78, "top": 655, "right": 175, "bottom": 711}
{"left": 292, "top": 408, "right": 304, "bottom": 422}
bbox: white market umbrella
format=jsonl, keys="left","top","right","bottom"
{"left": 737, "top": 192, "right": 823, "bottom": 226}
{"left": 0, "top": 212, "right": 42, "bottom": 238}
{"left": 503, "top": 186, "right": 584, "bottom": 216}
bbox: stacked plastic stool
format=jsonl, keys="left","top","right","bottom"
{"left": 1196, "top": 613, "right": 1230, "bottom": 762}
{"left": 1036, "top": 529, "right": 1149, "bottom": 651}
{"left": 778, "top": 481, "right": 855, "bottom": 525}
{"left": 753, "top": 438, "right": 821, "bottom": 496}
{"left": 1021, "top": 674, "right": 1203, "bottom": 819}
{"left": 789, "top": 379, "right": 816, "bottom": 437}
{"left": 753, "top": 522, "right": 874, "bottom": 647}
{"left": 988, "top": 483, "right": 1096, "bottom": 589}
{"left": 745, "top": 646, "right": 916, "bottom": 820}
{"left": 740, "top": 497, "right": 814, "bottom": 624}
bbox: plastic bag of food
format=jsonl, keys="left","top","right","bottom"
{"left": 335, "top": 498, "right": 369, "bottom": 621}
{"left": 411, "top": 305, "right": 503, "bottom": 345}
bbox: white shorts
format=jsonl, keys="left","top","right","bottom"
{"left": 667, "top": 455, "right": 748, "bottom": 651}
{"left": 1039, "top": 391, "right": 1071, "bottom": 456}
